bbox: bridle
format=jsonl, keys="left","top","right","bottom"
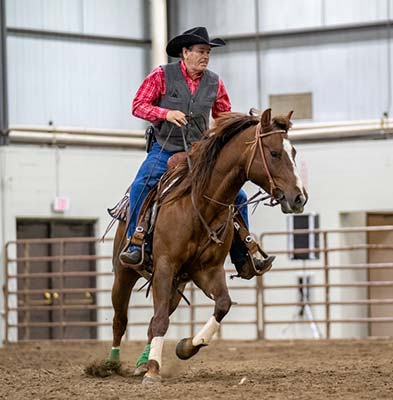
{"left": 183, "top": 121, "right": 287, "bottom": 245}
{"left": 246, "top": 122, "right": 287, "bottom": 200}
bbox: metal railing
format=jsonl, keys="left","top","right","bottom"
{"left": 260, "top": 225, "right": 393, "bottom": 339}
{"left": 3, "top": 225, "right": 393, "bottom": 342}
{"left": 3, "top": 236, "right": 258, "bottom": 342}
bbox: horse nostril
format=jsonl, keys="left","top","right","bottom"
{"left": 295, "top": 194, "right": 305, "bottom": 206}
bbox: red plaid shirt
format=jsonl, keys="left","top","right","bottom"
{"left": 132, "top": 60, "right": 231, "bottom": 123}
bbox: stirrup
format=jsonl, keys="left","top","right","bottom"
{"left": 119, "top": 245, "right": 145, "bottom": 268}
{"left": 231, "top": 254, "right": 275, "bottom": 280}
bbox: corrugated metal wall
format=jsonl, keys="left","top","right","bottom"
{"left": 7, "top": 0, "right": 393, "bottom": 127}
{"left": 6, "top": 0, "right": 148, "bottom": 129}
{"left": 171, "top": 0, "right": 393, "bottom": 122}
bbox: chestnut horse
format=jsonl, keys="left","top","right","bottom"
{"left": 109, "top": 109, "right": 308, "bottom": 384}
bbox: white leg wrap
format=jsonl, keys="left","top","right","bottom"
{"left": 148, "top": 336, "right": 164, "bottom": 369}
{"left": 192, "top": 316, "right": 220, "bottom": 346}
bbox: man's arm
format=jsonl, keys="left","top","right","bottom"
{"left": 212, "top": 79, "right": 231, "bottom": 119}
{"left": 132, "top": 67, "right": 168, "bottom": 123}
{"left": 132, "top": 67, "right": 188, "bottom": 126}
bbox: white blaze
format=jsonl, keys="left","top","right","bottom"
{"left": 283, "top": 138, "right": 304, "bottom": 192}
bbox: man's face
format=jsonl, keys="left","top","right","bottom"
{"left": 183, "top": 44, "right": 211, "bottom": 74}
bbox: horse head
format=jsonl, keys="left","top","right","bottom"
{"left": 246, "top": 108, "right": 308, "bottom": 214}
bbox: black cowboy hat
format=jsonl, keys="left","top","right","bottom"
{"left": 166, "top": 26, "right": 226, "bottom": 58}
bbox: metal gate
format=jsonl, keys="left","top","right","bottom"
{"left": 3, "top": 225, "right": 393, "bottom": 342}
{"left": 259, "top": 224, "right": 393, "bottom": 339}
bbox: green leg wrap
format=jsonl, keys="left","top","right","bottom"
{"left": 136, "top": 343, "right": 151, "bottom": 367}
{"left": 107, "top": 347, "right": 120, "bottom": 362}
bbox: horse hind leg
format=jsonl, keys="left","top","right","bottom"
{"left": 84, "top": 266, "right": 140, "bottom": 378}
{"left": 108, "top": 266, "right": 140, "bottom": 363}
{"left": 176, "top": 266, "right": 231, "bottom": 360}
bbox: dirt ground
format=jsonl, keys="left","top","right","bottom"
{"left": 0, "top": 339, "right": 392, "bottom": 400}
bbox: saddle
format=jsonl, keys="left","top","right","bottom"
{"left": 107, "top": 152, "right": 188, "bottom": 273}
{"left": 107, "top": 152, "right": 271, "bottom": 279}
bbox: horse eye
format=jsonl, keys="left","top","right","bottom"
{"left": 271, "top": 151, "right": 281, "bottom": 159}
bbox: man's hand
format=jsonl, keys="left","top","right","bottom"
{"left": 166, "top": 110, "right": 187, "bottom": 127}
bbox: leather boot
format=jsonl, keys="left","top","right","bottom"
{"left": 234, "top": 255, "right": 275, "bottom": 280}
{"left": 120, "top": 248, "right": 142, "bottom": 265}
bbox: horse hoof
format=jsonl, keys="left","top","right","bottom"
{"left": 175, "top": 337, "right": 206, "bottom": 360}
{"left": 142, "top": 374, "right": 161, "bottom": 385}
{"left": 134, "top": 363, "right": 148, "bottom": 376}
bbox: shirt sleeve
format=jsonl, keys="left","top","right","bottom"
{"left": 131, "top": 66, "right": 169, "bottom": 123}
{"left": 212, "top": 79, "right": 231, "bottom": 119}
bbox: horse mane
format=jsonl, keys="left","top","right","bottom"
{"left": 168, "top": 112, "right": 259, "bottom": 201}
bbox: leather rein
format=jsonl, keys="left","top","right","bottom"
{"left": 182, "top": 122, "right": 286, "bottom": 247}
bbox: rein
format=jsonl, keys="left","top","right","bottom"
{"left": 181, "top": 121, "right": 286, "bottom": 248}
{"left": 246, "top": 122, "right": 287, "bottom": 202}
{"left": 181, "top": 125, "right": 230, "bottom": 245}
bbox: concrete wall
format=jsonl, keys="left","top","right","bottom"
{"left": 249, "top": 137, "right": 393, "bottom": 339}
{"left": 1, "top": 134, "right": 393, "bottom": 342}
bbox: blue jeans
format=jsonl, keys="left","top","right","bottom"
{"left": 128, "top": 142, "right": 249, "bottom": 263}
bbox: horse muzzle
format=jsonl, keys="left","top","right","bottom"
{"left": 274, "top": 188, "right": 308, "bottom": 214}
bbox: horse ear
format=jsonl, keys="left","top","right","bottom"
{"left": 287, "top": 110, "right": 294, "bottom": 120}
{"left": 261, "top": 108, "right": 272, "bottom": 130}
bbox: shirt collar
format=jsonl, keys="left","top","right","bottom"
{"left": 180, "top": 60, "right": 203, "bottom": 81}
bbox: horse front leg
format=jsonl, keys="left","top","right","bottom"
{"left": 134, "top": 281, "right": 187, "bottom": 376}
{"left": 142, "top": 259, "right": 176, "bottom": 385}
{"left": 176, "top": 265, "right": 231, "bottom": 360}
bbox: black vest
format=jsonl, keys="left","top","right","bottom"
{"left": 154, "top": 62, "right": 219, "bottom": 152}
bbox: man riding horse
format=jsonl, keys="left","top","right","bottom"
{"left": 120, "top": 26, "right": 275, "bottom": 279}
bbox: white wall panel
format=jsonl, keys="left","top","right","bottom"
{"left": 6, "top": 0, "right": 146, "bottom": 38}
{"left": 175, "top": 0, "right": 256, "bottom": 36}
{"left": 6, "top": 0, "right": 83, "bottom": 32}
{"left": 175, "top": 0, "right": 392, "bottom": 35}
{"left": 324, "top": 0, "right": 389, "bottom": 25}
{"left": 210, "top": 42, "right": 259, "bottom": 113}
{"left": 83, "top": 0, "right": 146, "bottom": 39}
{"left": 259, "top": 34, "right": 390, "bottom": 121}
{"left": 8, "top": 36, "right": 146, "bottom": 129}
{"left": 258, "top": 0, "right": 323, "bottom": 31}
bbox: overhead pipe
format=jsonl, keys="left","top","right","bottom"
{"left": 7, "top": 117, "right": 393, "bottom": 147}
{"left": 289, "top": 118, "right": 393, "bottom": 142}
{"left": 8, "top": 129, "right": 145, "bottom": 148}
{"left": 10, "top": 124, "right": 144, "bottom": 138}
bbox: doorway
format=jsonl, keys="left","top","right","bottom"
{"left": 16, "top": 219, "right": 97, "bottom": 340}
